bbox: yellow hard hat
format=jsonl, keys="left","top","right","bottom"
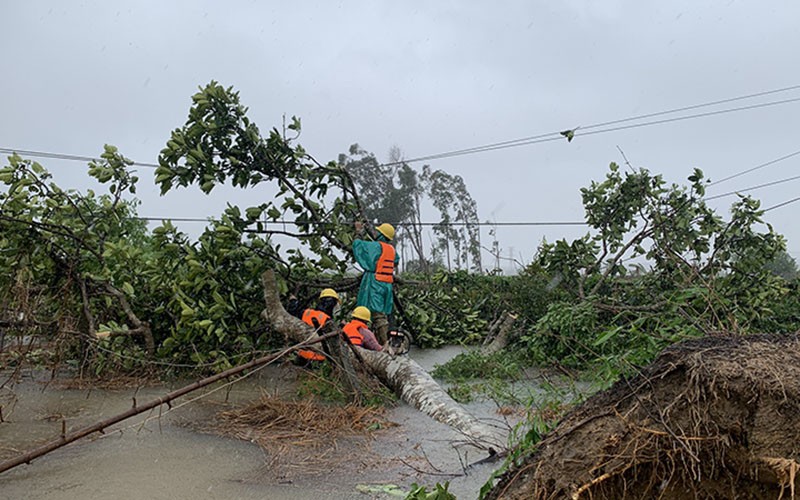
{"left": 376, "top": 223, "right": 395, "bottom": 240}
{"left": 319, "top": 288, "right": 339, "bottom": 301}
{"left": 351, "top": 306, "right": 371, "bottom": 322}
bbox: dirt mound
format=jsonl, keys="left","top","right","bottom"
{"left": 487, "top": 334, "right": 800, "bottom": 500}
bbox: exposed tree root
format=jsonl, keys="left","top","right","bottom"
{"left": 485, "top": 333, "right": 800, "bottom": 499}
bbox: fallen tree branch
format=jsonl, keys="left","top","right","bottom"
{"left": 481, "top": 311, "right": 518, "bottom": 355}
{"left": 101, "top": 282, "right": 155, "bottom": 355}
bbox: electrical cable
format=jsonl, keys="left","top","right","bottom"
{"left": 3, "top": 149, "right": 794, "bottom": 228}
{"left": 706, "top": 173, "right": 800, "bottom": 201}
{"left": 763, "top": 195, "right": 800, "bottom": 213}
{"left": 4, "top": 84, "right": 800, "bottom": 171}
{"left": 134, "top": 149, "right": 800, "bottom": 224}
{"left": 385, "top": 83, "right": 800, "bottom": 164}
{"left": 708, "top": 149, "right": 800, "bottom": 187}
{"left": 0, "top": 147, "right": 159, "bottom": 169}
{"left": 382, "top": 96, "right": 800, "bottom": 165}
{"left": 134, "top": 217, "right": 588, "bottom": 227}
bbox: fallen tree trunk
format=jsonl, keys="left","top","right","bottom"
{"left": 261, "top": 270, "right": 506, "bottom": 452}
{"left": 0, "top": 333, "right": 336, "bottom": 475}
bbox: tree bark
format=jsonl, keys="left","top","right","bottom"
{"left": 261, "top": 270, "right": 506, "bottom": 452}
{"left": 481, "top": 311, "right": 518, "bottom": 355}
{"left": 321, "top": 322, "right": 362, "bottom": 401}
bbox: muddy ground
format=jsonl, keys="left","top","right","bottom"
{"left": 0, "top": 346, "right": 537, "bottom": 499}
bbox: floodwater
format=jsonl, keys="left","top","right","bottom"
{"left": 0, "top": 346, "right": 552, "bottom": 499}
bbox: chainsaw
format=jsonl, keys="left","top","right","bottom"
{"left": 386, "top": 329, "right": 413, "bottom": 356}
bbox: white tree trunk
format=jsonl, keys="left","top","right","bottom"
{"left": 261, "top": 270, "right": 506, "bottom": 453}
{"left": 481, "top": 311, "right": 518, "bottom": 355}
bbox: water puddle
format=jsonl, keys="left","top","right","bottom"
{"left": 0, "top": 347, "right": 551, "bottom": 499}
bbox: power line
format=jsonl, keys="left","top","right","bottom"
{"left": 579, "top": 97, "right": 800, "bottom": 139}
{"left": 708, "top": 149, "right": 800, "bottom": 187}
{"left": 763, "top": 195, "right": 800, "bottom": 213}
{"left": 0, "top": 147, "right": 159, "bottom": 169}
{"left": 390, "top": 84, "right": 800, "bottom": 165}
{"left": 125, "top": 149, "right": 800, "bottom": 226}
{"left": 580, "top": 84, "right": 800, "bottom": 130}
{"left": 706, "top": 173, "right": 800, "bottom": 201}
{"left": 4, "top": 145, "right": 793, "bottom": 228}
{"left": 382, "top": 96, "right": 800, "bottom": 165}
{"left": 135, "top": 217, "right": 588, "bottom": 227}
{"left": 4, "top": 85, "right": 800, "bottom": 172}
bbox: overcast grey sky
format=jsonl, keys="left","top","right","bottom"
{"left": 2, "top": 1, "right": 799, "bottom": 271}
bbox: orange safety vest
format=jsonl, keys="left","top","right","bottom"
{"left": 298, "top": 309, "right": 330, "bottom": 361}
{"left": 375, "top": 242, "right": 395, "bottom": 283}
{"left": 342, "top": 319, "right": 367, "bottom": 346}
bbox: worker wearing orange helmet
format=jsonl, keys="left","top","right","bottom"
{"left": 342, "top": 306, "right": 383, "bottom": 351}
{"left": 353, "top": 221, "right": 397, "bottom": 344}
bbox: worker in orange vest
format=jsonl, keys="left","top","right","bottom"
{"left": 353, "top": 221, "right": 397, "bottom": 345}
{"left": 342, "top": 306, "right": 383, "bottom": 351}
{"left": 288, "top": 288, "right": 340, "bottom": 364}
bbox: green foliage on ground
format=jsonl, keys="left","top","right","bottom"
{"left": 432, "top": 350, "right": 529, "bottom": 383}
{"left": 478, "top": 387, "right": 573, "bottom": 499}
{"left": 398, "top": 268, "right": 563, "bottom": 348}
{"left": 405, "top": 482, "right": 456, "bottom": 500}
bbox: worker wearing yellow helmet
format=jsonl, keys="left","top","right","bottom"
{"left": 352, "top": 221, "right": 398, "bottom": 344}
{"left": 287, "top": 288, "right": 340, "bottom": 364}
{"left": 342, "top": 306, "right": 383, "bottom": 351}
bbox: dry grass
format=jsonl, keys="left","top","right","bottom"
{"left": 210, "top": 392, "right": 397, "bottom": 478}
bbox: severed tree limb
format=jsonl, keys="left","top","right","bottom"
{"left": 320, "top": 322, "right": 362, "bottom": 402}
{"left": 261, "top": 270, "right": 507, "bottom": 453}
{"left": 100, "top": 282, "right": 155, "bottom": 355}
{"left": 481, "top": 311, "right": 518, "bottom": 355}
{"left": 0, "top": 332, "right": 337, "bottom": 475}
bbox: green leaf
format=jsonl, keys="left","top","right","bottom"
{"left": 245, "top": 206, "right": 263, "bottom": 220}
{"left": 593, "top": 326, "right": 621, "bottom": 347}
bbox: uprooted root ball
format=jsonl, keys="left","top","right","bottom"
{"left": 486, "top": 333, "right": 800, "bottom": 500}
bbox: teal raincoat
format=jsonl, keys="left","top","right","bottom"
{"left": 353, "top": 235, "right": 398, "bottom": 314}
